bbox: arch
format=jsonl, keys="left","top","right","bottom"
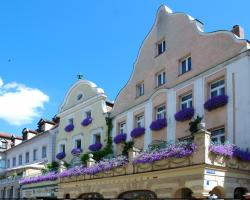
{"left": 65, "top": 194, "right": 70, "bottom": 199}
{"left": 209, "top": 186, "right": 226, "bottom": 198}
{"left": 118, "top": 190, "right": 157, "bottom": 199}
{"left": 78, "top": 193, "right": 104, "bottom": 199}
{"left": 234, "top": 187, "right": 248, "bottom": 199}
{"left": 174, "top": 188, "right": 193, "bottom": 199}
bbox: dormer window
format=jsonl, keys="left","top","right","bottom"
{"left": 157, "top": 40, "right": 166, "bottom": 56}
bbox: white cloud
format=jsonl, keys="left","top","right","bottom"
{"left": 0, "top": 78, "right": 49, "bottom": 126}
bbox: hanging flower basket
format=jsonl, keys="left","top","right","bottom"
{"left": 175, "top": 107, "right": 195, "bottom": 122}
{"left": 130, "top": 127, "right": 145, "bottom": 138}
{"left": 114, "top": 133, "right": 127, "bottom": 144}
{"left": 64, "top": 124, "right": 74, "bottom": 132}
{"left": 204, "top": 95, "right": 228, "bottom": 111}
{"left": 150, "top": 118, "right": 167, "bottom": 131}
{"left": 56, "top": 152, "right": 66, "bottom": 160}
{"left": 81, "top": 117, "right": 93, "bottom": 127}
{"left": 71, "top": 148, "right": 83, "bottom": 156}
{"left": 89, "top": 143, "right": 102, "bottom": 152}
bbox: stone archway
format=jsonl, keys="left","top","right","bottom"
{"left": 174, "top": 188, "right": 193, "bottom": 199}
{"left": 234, "top": 187, "right": 248, "bottom": 199}
{"left": 118, "top": 190, "right": 157, "bottom": 199}
{"left": 210, "top": 186, "right": 226, "bottom": 198}
{"left": 78, "top": 193, "right": 104, "bottom": 199}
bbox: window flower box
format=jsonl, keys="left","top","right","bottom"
{"left": 89, "top": 143, "right": 102, "bottom": 152}
{"left": 130, "top": 127, "right": 145, "bottom": 138}
{"left": 204, "top": 95, "right": 228, "bottom": 111}
{"left": 114, "top": 133, "right": 127, "bottom": 144}
{"left": 56, "top": 152, "right": 66, "bottom": 160}
{"left": 64, "top": 124, "right": 74, "bottom": 132}
{"left": 81, "top": 117, "right": 93, "bottom": 127}
{"left": 71, "top": 148, "right": 83, "bottom": 156}
{"left": 150, "top": 118, "right": 167, "bottom": 131}
{"left": 174, "top": 107, "right": 194, "bottom": 122}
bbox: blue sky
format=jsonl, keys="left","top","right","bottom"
{"left": 0, "top": 0, "right": 249, "bottom": 136}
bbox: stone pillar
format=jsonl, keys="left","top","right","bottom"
{"left": 127, "top": 147, "right": 140, "bottom": 174}
{"left": 192, "top": 129, "right": 211, "bottom": 165}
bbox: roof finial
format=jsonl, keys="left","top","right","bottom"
{"left": 77, "top": 72, "right": 83, "bottom": 80}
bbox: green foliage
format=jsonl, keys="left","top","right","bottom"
{"left": 189, "top": 115, "right": 203, "bottom": 134}
{"left": 122, "top": 140, "right": 134, "bottom": 157}
{"left": 63, "top": 161, "right": 71, "bottom": 169}
{"left": 80, "top": 114, "right": 114, "bottom": 164}
{"left": 42, "top": 161, "right": 59, "bottom": 174}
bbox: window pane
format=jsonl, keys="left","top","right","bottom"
{"left": 220, "top": 87, "right": 225, "bottom": 95}
{"left": 158, "top": 44, "right": 162, "bottom": 55}
{"left": 188, "top": 57, "right": 192, "bottom": 70}
{"left": 211, "top": 91, "right": 218, "bottom": 98}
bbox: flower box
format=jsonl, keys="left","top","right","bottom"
{"left": 56, "top": 152, "right": 66, "bottom": 160}
{"left": 150, "top": 118, "right": 167, "bottom": 131}
{"left": 130, "top": 127, "right": 145, "bottom": 138}
{"left": 81, "top": 117, "right": 93, "bottom": 127}
{"left": 71, "top": 148, "right": 83, "bottom": 156}
{"left": 174, "top": 107, "right": 194, "bottom": 122}
{"left": 204, "top": 94, "right": 228, "bottom": 111}
{"left": 114, "top": 133, "right": 127, "bottom": 144}
{"left": 64, "top": 124, "right": 74, "bottom": 132}
{"left": 89, "top": 143, "right": 102, "bottom": 152}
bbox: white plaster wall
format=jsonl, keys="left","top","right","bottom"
{"left": 227, "top": 55, "right": 250, "bottom": 149}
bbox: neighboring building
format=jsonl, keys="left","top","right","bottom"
{"left": 55, "top": 78, "right": 113, "bottom": 165}
{"left": 0, "top": 119, "right": 58, "bottom": 199}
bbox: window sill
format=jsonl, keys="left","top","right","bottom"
{"left": 178, "top": 70, "right": 192, "bottom": 77}
{"left": 135, "top": 94, "right": 144, "bottom": 99}
{"left": 154, "top": 51, "right": 166, "bottom": 59}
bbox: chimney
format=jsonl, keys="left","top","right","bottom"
{"left": 231, "top": 25, "right": 244, "bottom": 38}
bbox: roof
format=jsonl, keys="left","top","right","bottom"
{"left": 38, "top": 118, "right": 56, "bottom": 126}
{"left": 0, "top": 132, "right": 22, "bottom": 140}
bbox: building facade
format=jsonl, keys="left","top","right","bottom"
{"left": 55, "top": 79, "right": 113, "bottom": 165}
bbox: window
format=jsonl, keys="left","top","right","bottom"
{"left": 33, "top": 149, "right": 38, "bottom": 161}
{"left": 136, "top": 115, "right": 144, "bottom": 128}
{"left": 25, "top": 152, "right": 29, "bottom": 163}
{"left": 77, "top": 93, "right": 83, "bottom": 101}
{"left": 136, "top": 82, "right": 144, "bottom": 97}
{"left": 75, "top": 139, "right": 82, "bottom": 149}
{"left": 42, "top": 146, "right": 47, "bottom": 158}
{"left": 156, "top": 105, "right": 166, "bottom": 120}
{"left": 180, "top": 93, "right": 193, "bottom": 109}
{"left": 0, "top": 140, "right": 7, "bottom": 149}
{"left": 119, "top": 122, "right": 126, "bottom": 134}
{"left": 68, "top": 118, "right": 74, "bottom": 124}
{"left": 211, "top": 128, "right": 225, "bottom": 144}
{"left": 210, "top": 79, "right": 225, "bottom": 98}
{"left": 86, "top": 111, "right": 92, "bottom": 118}
{"left": 93, "top": 134, "right": 101, "bottom": 144}
{"left": 180, "top": 56, "right": 192, "bottom": 74}
{"left": 59, "top": 144, "right": 66, "bottom": 153}
{"left": 18, "top": 155, "right": 22, "bottom": 165}
{"left": 157, "top": 40, "right": 166, "bottom": 56}
{"left": 12, "top": 157, "right": 16, "bottom": 167}
{"left": 156, "top": 71, "right": 166, "bottom": 87}
{"left": 7, "top": 159, "right": 10, "bottom": 168}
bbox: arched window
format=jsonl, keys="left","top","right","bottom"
{"left": 118, "top": 190, "right": 157, "bottom": 199}
{"left": 234, "top": 187, "right": 248, "bottom": 200}
{"left": 78, "top": 193, "right": 103, "bottom": 199}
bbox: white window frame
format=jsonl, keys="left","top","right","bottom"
{"left": 157, "top": 40, "right": 166, "bottom": 56}
{"left": 25, "top": 152, "right": 29, "bottom": 163}
{"left": 156, "top": 105, "right": 166, "bottom": 120}
{"left": 18, "top": 154, "right": 22, "bottom": 166}
{"left": 119, "top": 122, "right": 126, "bottom": 134}
{"left": 180, "top": 93, "right": 193, "bottom": 110}
{"left": 211, "top": 128, "right": 225, "bottom": 144}
{"left": 136, "top": 115, "right": 144, "bottom": 128}
{"left": 90, "top": 128, "right": 103, "bottom": 144}
{"left": 85, "top": 110, "right": 92, "bottom": 118}
{"left": 7, "top": 159, "right": 10, "bottom": 168}
{"left": 210, "top": 79, "right": 225, "bottom": 98}
{"left": 156, "top": 71, "right": 166, "bottom": 87}
{"left": 180, "top": 56, "right": 192, "bottom": 74}
{"left": 136, "top": 82, "right": 144, "bottom": 97}
{"left": 76, "top": 92, "right": 84, "bottom": 102}
{"left": 72, "top": 135, "right": 83, "bottom": 149}
{"left": 33, "top": 149, "right": 38, "bottom": 161}
{"left": 58, "top": 140, "right": 67, "bottom": 153}
{"left": 42, "top": 146, "right": 47, "bottom": 158}
{"left": 12, "top": 157, "right": 16, "bottom": 167}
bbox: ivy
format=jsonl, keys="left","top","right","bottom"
{"left": 122, "top": 140, "right": 134, "bottom": 157}
{"left": 81, "top": 114, "right": 114, "bottom": 164}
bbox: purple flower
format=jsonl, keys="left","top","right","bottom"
{"left": 71, "top": 148, "right": 83, "bottom": 156}
{"left": 204, "top": 95, "right": 228, "bottom": 111}
{"left": 175, "top": 107, "right": 194, "bottom": 122}
{"left": 56, "top": 152, "right": 66, "bottom": 160}
{"left": 133, "top": 141, "right": 197, "bottom": 164}
{"left": 150, "top": 118, "right": 167, "bottom": 131}
{"left": 81, "top": 117, "right": 93, "bottom": 127}
{"left": 89, "top": 143, "right": 102, "bottom": 152}
{"left": 20, "top": 172, "right": 58, "bottom": 185}
{"left": 130, "top": 127, "right": 145, "bottom": 138}
{"left": 64, "top": 124, "right": 74, "bottom": 132}
{"left": 233, "top": 148, "right": 250, "bottom": 162}
{"left": 114, "top": 133, "right": 127, "bottom": 144}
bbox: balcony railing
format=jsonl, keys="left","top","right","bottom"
{"left": 0, "top": 175, "right": 22, "bottom": 185}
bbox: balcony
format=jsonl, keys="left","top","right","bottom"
{"left": 0, "top": 175, "right": 22, "bottom": 185}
